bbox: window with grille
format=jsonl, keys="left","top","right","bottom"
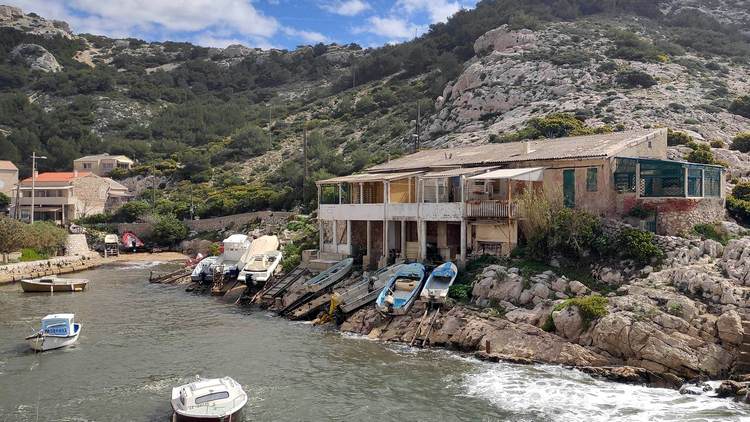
{"left": 586, "top": 168, "right": 598, "bottom": 192}
{"left": 704, "top": 168, "right": 722, "bottom": 197}
{"left": 614, "top": 158, "right": 636, "bottom": 193}
{"left": 639, "top": 161, "right": 685, "bottom": 197}
{"left": 687, "top": 167, "right": 702, "bottom": 197}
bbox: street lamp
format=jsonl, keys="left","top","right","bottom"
{"left": 30, "top": 151, "right": 47, "bottom": 224}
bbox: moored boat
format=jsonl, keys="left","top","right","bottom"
{"left": 170, "top": 377, "right": 247, "bottom": 422}
{"left": 191, "top": 256, "right": 218, "bottom": 283}
{"left": 20, "top": 276, "right": 88, "bottom": 293}
{"left": 376, "top": 263, "right": 426, "bottom": 315}
{"left": 302, "top": 258, "right": 353, "bottom": 293}
{"left": 238, "top": 250, "right": 282, "bottom": 284}
{"left": 209, "top": 234, "right": 252, "bottom": 279}
{"left": 337, "top": 263, "right": 405, "bottom": 314}
{"left": 420, "top": 262, "right": 458, "bottom": 303}
{"left": 25, "top": 313, "right": 81, "bottom": 351}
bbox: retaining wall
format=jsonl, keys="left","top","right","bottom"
{"left": 116, "top": 211, "right": 295, "bottom": 237}
{"left": 0, "top": 252, "right": 103, "bottom": 284}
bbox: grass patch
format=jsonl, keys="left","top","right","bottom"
{"left": 692, "top": 223, "right": 731, "bottom": 245}
{"left": 20, "top": 248, "right": 48, "bottom": 262}
{"left": 553, "top": 295, "right": 609, "bottom": 328}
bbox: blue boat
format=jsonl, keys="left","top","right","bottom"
{"left": 420, "top": 262, "right": 458, "bottom": 303}
{"left": 376, "top": 263, "right": 426, "bottom": 315}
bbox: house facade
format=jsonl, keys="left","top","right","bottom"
{"left": 316, "top": 128, "right": 725, "bottom": 268}
{"left": 16, "top": 171, "right": 131, "bottom": 224}
{"left": 73, "top": 153, "right": 134, "bottom": 176}
{"left": 0, "top": 160, "right": 18, "bottom": 199}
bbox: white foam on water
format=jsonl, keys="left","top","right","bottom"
{"left": 462, "top": 362, "right": 750, "bottom": 422}
{"left": 116, "top": 260, "right": 166, "bottom": 269}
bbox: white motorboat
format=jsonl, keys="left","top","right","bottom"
{"left": 209, "top": 234, "right": 252, "bottom": 278}
{"left": 25, "top": 313, "right": 81, "bottom": 352}
{"left": 237, "top": 235, "right": 280, "bottom": 284}
{"left": 191, "top": 256, "right": 218, "bottom": 283}
{"left": 171, "top": 377, "right": 247, "bottom": 422}
{"left": 238, "top": 250, "right": 282, "bottom": 284}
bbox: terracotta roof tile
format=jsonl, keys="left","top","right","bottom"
{"left": 20, "top": 172, "right": 91, "bottom": 183}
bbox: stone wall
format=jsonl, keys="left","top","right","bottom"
{"left": 651, "top": 197, "right": 726, "bottom": 235}
{"left": 116, "top": 211, "right": 295, "bottom": 238}
{"left": 0, "top": 253, "right": 102, "bottom": 284}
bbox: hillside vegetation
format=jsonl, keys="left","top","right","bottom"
{"left": 0, "top": 0, "right": 749, "bottom": 221}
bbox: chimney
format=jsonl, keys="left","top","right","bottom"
{"left": 74, "top": 170, "right": 78, "bottom": 177}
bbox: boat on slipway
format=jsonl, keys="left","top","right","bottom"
{"left": 376, "top": 263, "right": 426, "bottom": 315}
{"left": 21, "top": 276, "right": 88, "bottom": 293}
{"left": 278, "top": 258, "right": 353, "bottom": 316}
{"left": 336, "top": 263, "right": 405, "bottom": 315}
{"left": 25, "top": 313, "right": 82, "bottom": 352}
{"left": 420, "top": 262, "right": 458, "bottom": 303}
{"left": 191, "top": 256, "right": 218, "bottom": 283}
{"left": 170, "top": 377, "right": 247, "bottom": 422}
{"left": 210, "top": 234, "right": 252, "bottom": 278}
{"left": 237, "top": 235, "right": 281, "bottom": 285}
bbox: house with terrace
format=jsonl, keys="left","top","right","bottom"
{"left": 316, "top": 128, "right": 725, "bottom": 268}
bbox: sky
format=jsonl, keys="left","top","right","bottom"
{"left": 7, "top": 0, "right": 478, "bottom": 50}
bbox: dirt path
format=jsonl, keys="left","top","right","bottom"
{"left": 113, "top": 252, "right": 188, "bottom": 262}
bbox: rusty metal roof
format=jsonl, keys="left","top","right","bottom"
{"left": 368, "top": 129, "right": 665, "bottom": 172}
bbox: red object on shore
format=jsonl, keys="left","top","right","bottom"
{"left": 121, "top": 231, "right": 144, "bottom": 251}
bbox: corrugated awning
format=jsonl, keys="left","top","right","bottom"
{"left": 421, "top": 166, "right": 498, "bottom": 178}
{"left": 316, "top": 171, "right": 423, "bottom": 184}
{"left": 468, "top": 167, "right": 545, "bottom": 181}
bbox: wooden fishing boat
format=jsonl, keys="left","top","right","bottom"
{"left": 420, "top": 262, "right": 458, "bottom": 303}
{"left": 302, "top": 258, "right": 353, "bottom": 293}
{"left": 337, "top": 264, "right": 405, "bottom": 314}
{"left": 21, "top": 276, "right": 88, "bottom": 293}
{"left": 25, "top": 313, "right": 81, "bottom": 352}
{"left": 171, "top": 377, "right": 247, "bottom": 422}
{"left": 376, "top": 263, "right": 426, "bottom": 315}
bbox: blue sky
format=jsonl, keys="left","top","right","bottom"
{"left": 8, "top": 0, "right": 478, "bottom": 50}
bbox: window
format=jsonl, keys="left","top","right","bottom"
{"left": 586, "top": 168, "right": 598, "bottom": 192}
{"left": 640, "top": 161, "right": 684, "bottom": 197}
{"left": 194, "top": 391, "right": 229, "bottom": 404}
{"left": 82, "top": 162, "right": 92, "bottom": 169}
{"left": 704, "top": 168, "right": 722, "bottom": 197}
{"left": 687, "top": 167, "right": 702, "bottom": 197}
{"left": 614, "top": 158, "right": 636, "bottom": 193}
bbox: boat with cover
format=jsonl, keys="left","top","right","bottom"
{"left": 376, "top": 263, "right": 426, "bottom": 315}
{"left": 191, "top": 256, "right": 218, "bottom": 283}
{"left": 171, "top": 377, "right": 247, "bottom": 422}
{"left": 21, "top": 276, "right": 88, "bottom": 292}
{"left": 25, "top": 313, "right": 81, "bottom": 351}
{"left": 302, "top": 258, "right": 353, "bottom": 293}
{"left": 337, "top": 263, "right": 405, "bottom": 314}
{"left": 209, "top": 234, "right": 252, "bottom": 279}
{"left": 121, "top": 231, "right": 144, "bottom": 252}
{"left": 237, "top": 235, "right": 281, "bottom": 284}
{"left": 420, "top": 262, "right": 458, "bottom": 303}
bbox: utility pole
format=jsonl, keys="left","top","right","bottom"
{"left": 268, "top": 103, "right": 273, "bottom": 150}
{"left": 415, "top": 100, "right": 421, "bottom": 152}
{"left": 189, "top": 186, "right": 194, "bottom": 221}
{"left": 30, "top": 151, "right": 47, "bottom": 224}
{"left": 303, "top": 119, "right": 308, "bottom": 205}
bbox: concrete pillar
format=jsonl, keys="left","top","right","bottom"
{"left": 338, "top": 183, "right": 343, "bottom": 204}
{"left": 366, "top": 220, "right": 372, "bottom": 268}
{"left": 635, "top": 162, "right": 641, "bottom": 198}
{"left": 683, "top": 166, "right": 689, "bottom": 197}
{"left": 383, "top": 220, "right": 388, "bottom": 261}
{"left": 333, "top": 220, "right": 338, "bottom": 251}
{"left": 419, "top": 220, "right": 427, "bottom": 261}
{"left": 460, "top": 220, "right": 467, "bottom": 266}
{"left": 346, "top": 220, "right": 352, "bottom": 255}
{"left": 360, "top": 183, "right": 364, "bottom": 204}
{"left": 319, "top": 219, "right": 324, "bottom": 251}
{"left": 400, "top": 220, "right": 406, "bottom": 259}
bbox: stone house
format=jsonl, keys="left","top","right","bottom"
{"left": 73, "top": 153, "right": 134, "bottom": 176}
{"left": 16, "top": 171, "right": 131, "bottom": 224}
{"left": 316, "top": 128, "right": 725, "bottom": 268}
{"left": 0, "top": 160, "right": 18, "bottom": 199}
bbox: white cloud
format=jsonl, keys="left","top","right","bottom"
{"left": 358, "top": 16, "right": 422, "bottom": 39}
{"left": 320, "top": 0, "right": 370, "bottom": 16}
{"left": 396, "top": 0, "right": 464, "bottom": 23}
{"left": 282, "top": 27, "right": 328, "bottom": 44}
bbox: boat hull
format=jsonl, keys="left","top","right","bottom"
{"left": 26, "top": 324, "right": 81, "bottom": 351}
{"left": 21, "top": 279, "right": 88, "bottom": 293}
{"left": 172, "top": 409, "right": 243, "bottom": 422}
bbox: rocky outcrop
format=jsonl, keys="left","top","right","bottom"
{"left": 0, "top": 5, "right": 73, "bottom": 39}
{"left": 473, "top": 25, "right": 537, "bottom": 55}
{"left": 9, "top": 43, "right": 62, "bottom": 72}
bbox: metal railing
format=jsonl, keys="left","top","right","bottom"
{"left": 466, "top": 200, "right": 517, "bottom": 218}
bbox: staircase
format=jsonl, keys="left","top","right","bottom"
{"left": 736, "top": 320, "right": 750, "bottom": 374}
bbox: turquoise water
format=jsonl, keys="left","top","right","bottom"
{"left": 1, "top": 262, "right": 748, "bottom": 421}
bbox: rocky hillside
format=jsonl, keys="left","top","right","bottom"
{"left": 1, "top": 1, "right": 749, "bottom": 218}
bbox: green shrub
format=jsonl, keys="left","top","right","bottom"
{"left": 733, "top": 182, "right": 750, "bottom": 201}
{"left": 554, "top": 295, "right": 608, "bottom": 328}
{"left": 727, "top": 195, "right": 750, "bottom": 226}
{"left": 710, "top": 140, "right": 725, "bottom": 148}
{"left": 685, "top": 148, "right": 716, "bottom": 164}
{"left": 26, "top": 221, "right": 67, "bottom": 256}
{"left": 667, "top": 129, "right": 692, "bottom": 146}
{"left": 617, "top": 227, "right": 664, "bottom": 264}
{"left": 150, "top": 214, "right": 188, "bottom": 246}
{"left": 448, "top": 284, "right": 473, "bottom": 302}
{"left": 729, "top": 96, "right": 750, "bottom": 119}
{"left": 626, "top": 204, "right": 655, "bottom": 219}
{"left": 548, "top": 208, "right": 602, "bottom": 259}
{"left": 731, "top": 133, "right": 750, "bottom": 153}
{"left": 616, "top": 69, "right": 657, "bottom": 88}
{"left": 692, "top": 223, "right": 730, "bottom": 245}
{"left": 20, "top": 248, "right": 47, "bottom": 262}
{"left": 542, "top": 314, "right": 555, "bottom": 332}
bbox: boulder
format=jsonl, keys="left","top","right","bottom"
{"left": 715, "top": 380, "right": 747, "bottom": 398}
{"left": 0, "top": 5, "right": 23, "bottom": 20}
{"left": 473, "top": 25, "right": 537, "bottom": 55}
{"left": 9, "top": 43, "right": 62, "bottom": 72}
{"left": 552, "top": 305, "right": 585, "bottom": 342}
{"left": 716, "top": 310, "right": 743, "bottom": 345}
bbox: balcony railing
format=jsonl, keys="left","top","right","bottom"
{"left": 466, "top": 200, "right": 517, "bottom": 218}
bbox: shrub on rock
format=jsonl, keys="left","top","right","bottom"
{"left": 729, "top": 96, "right": 750, "bottom": 119}
{"left": 615, "top": 69, "right": 657, "bottom": 88}
{"left": 730, "top": 132, "right": 750, "bottom": 153}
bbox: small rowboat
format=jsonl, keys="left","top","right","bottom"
{"left": 171, "top": 377, "right": 247, "bottom": 422}
{"left": 337, "top": 263, "right": 405, "bottom": 314}
{"left": 376, "top": 263, "right": 426, "bottom": 315}
{"left": 26, "top": 313, "right": 81, "bottom": 352}
{"left": 20, "top": 276, "right": 88, "bottom": 293}
{"left": 302, "top": 258, "right": 353, "bottom": 293}
{"left": 420, "top": 262, "right": 458, "bottom": 303}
